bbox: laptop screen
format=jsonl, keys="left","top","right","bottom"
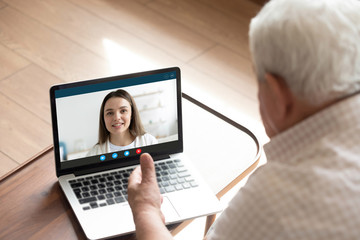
{"left": 50, "top": 67, "right": 182, "bottom": 176}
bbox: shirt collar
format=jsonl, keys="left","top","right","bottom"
{"left": 263, "top": 94, "right": 360, "bottom": 163}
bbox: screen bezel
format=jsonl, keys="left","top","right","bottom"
{"left": 50, "top": 67, "right": 182, "bottom": 177}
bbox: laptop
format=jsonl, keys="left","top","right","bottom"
{"left": 50, "top": 67, "right": 222, "bottom": 239}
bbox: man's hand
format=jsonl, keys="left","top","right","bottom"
{"left": 128, "top": 153, "right": 164, "bottom": 222}
{"left": 128, "top": 153, "right": 173, "bottom": 240}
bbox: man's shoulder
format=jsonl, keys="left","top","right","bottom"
{"left": 243, "top": 160, "right": 311, "bottom": 198}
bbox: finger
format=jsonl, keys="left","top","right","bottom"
{"left": 128, "top": 166, "right": 142, "bottom": 189}
{"left": 139, "top": 153, "right": 156, "bottom": 184}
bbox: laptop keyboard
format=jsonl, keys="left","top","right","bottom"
{"left": 69, "top": 159, "right": 198, "bottom": 211}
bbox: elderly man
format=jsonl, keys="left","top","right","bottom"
{"left": 127, "top": 0, "right": 360, "bottom": 239}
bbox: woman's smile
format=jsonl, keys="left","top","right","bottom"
{"left": 112, "top": 122, "right": 124, "bottom": 129}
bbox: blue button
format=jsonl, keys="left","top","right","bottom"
{"left": 100, "top": 155, "right": 106, "bottom": 161}
{"left": 124, "top": 151, "right": 130, "bottom": 156}
{"left": 112, "top": 153, "right": 118, "bottom": 159}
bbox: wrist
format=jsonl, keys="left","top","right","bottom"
{"left": 133, "top": 207, "right": 164, "bottom": 225}
{"left": 132, "top": 208, "right": 172, "bottom": 240}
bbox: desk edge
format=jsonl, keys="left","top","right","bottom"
{"left": 0, "top": 144, "right": 53, "bottom": 182}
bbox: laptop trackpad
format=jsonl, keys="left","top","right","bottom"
{"left": 161, "top": 196, "right": 180, "bottom": 222}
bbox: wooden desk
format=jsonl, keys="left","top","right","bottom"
{"left": 0, "top": 95, "right": 261, "bottom": 239}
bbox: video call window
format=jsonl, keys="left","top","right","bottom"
{"left": 55, "top": 79, "right": 178, "bottom": 162}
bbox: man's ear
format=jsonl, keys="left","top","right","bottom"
{"left": 264, "top": 73, "right": 293, "bottom": 120}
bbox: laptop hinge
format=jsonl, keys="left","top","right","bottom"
{"left": 74, "top": 154, "right": 171, "bottom": 177}
{"left": 152, "top": 154, "right": 171, "bottom": 161}
{"left": 74, "top": 163, "right": 133, "bottom": 177}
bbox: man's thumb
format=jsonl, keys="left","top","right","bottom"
{"left": 140, "top": 153, "right": 156, "bottom": 183}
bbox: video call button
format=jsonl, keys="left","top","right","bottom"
{"left": 112, "top": 153, "right": 118, "bottom": 159}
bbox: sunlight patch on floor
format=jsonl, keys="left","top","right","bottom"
{"left": 102, "top": 38, "right": 158, "bottom": 75}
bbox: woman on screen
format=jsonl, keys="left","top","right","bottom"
{"left": 87, "top": 89, "right": 157, "bottom": 156}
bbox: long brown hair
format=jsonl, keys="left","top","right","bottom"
{"left": 98, "top": 89, "right": 145, "bottom": 144}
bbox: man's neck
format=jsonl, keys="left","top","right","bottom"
{"left": 274, "top": 97, "right": 338, "bottom": 138}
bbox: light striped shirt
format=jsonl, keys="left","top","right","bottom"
{"left": 207, "top": 94, "right": 360, "bottom": 240}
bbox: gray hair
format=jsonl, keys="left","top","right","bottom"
{"left": 249, "top": 0, "right": 360, "bottom": 105}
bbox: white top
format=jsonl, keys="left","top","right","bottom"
{"left": 109, "top": 141, "right": 135, "bottom": 152}
{"left": 87, "top": 133, "right": 158, "bottom": 156}
{"left": 207, "top": 94, "right": 360, "bottom": 240}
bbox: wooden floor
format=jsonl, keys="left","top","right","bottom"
{"left": 0, "top": 0, "right": 266, "bottom": 179}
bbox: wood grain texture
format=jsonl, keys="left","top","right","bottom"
{"left": 0, "top": 152, "right": 18, "bottom": 177}
{"left": 0, "top": 65, "right": 63, "bottom": 124}
{"left": 0, "top": 43, "right": 29, "bottom": 80}
{"left": 0, "top": 7, "right": 110, "bottom": 83}
{"left": 5, "top": 0, "right": 175, "bottom": 74}
{"left": 0, "top": 1, "right": 6, "bottom": 9}
{"left": 147, "top": 0, "right": 252, "bottom": 59}
{"left": 189, "top": 45, "right": 257, "bottom": 101}
{"left": 200, "top": 0, "right": 261, "bottom": 21}
{"left": 0, "top": 93, "right": 52, "bottom": 164}
{"left": 68, "top": 0, "right": 216, "bottom": 63}
{"left": 249, "top": 0, "right": 269, "bottom": 6}
{"left": 180, "top": 65, "right": 261, "bottom": 125}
